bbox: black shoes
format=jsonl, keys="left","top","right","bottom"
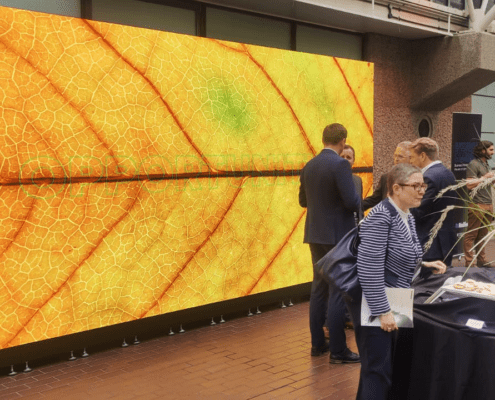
{"left": 311, "top": 344, "right": 330, "bottom": 357}
{"left": 329, "top": 348, "right": 361, "bottom": 364}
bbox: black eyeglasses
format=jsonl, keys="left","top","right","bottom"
{"left": 398, "top": 183, "right": 428, "bottom": 192}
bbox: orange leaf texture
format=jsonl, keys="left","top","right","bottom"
{"left": 0, "top": 6, "right": 373, "bottom": 348}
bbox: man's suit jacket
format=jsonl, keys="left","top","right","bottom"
{"left": 299, "top": 149, "right": 360, "bottom": 245}
{"left": 352, "top": 174, "right": 364, "bottom": 222}
{"left": 410, "top": 163, "right": 458, "bottom": 263}
{"left": 362, "top": 173, "right": 388, "bottom": 211}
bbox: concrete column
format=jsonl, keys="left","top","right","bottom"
{"left": 363, "top": 33, "right": 474, "bottom": 182}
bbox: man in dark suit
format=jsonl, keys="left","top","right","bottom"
{"left": 299, "top": 123, "right": 361, "bottom": 363}
{"left": 409, "top": 138, "right": 458, "bottom": 266}
{"left": 341, "top": 144, "right": 363, "bottom": 223}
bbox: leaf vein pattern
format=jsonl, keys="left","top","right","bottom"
{"left": 83, "top": 20, "right": 216, "bottom": 173}
{"left": 4, "top": 184, "right": 143, "bottom": 347}
{"left": 140, "top": 177, "right": 248, "bottom": 318}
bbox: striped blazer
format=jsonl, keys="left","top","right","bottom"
{"left": 357, "top": 198, "right": 423, "bottom": 316}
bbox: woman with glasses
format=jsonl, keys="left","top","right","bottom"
{"left": 348, "top": 163, "right": 447, "bottom": 400}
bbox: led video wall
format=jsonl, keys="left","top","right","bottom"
{"left": 0, "top": 6, "right": 374, "bottom": 349}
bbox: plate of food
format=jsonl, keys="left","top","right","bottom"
{"left": 443, "top": 279, "right": 495, "bottom": 301}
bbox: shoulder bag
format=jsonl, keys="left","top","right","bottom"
{"left": 317, "top": 200, "right": 398, "bottom": 303}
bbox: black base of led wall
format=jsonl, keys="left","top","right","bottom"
{"left": 0, "top": 283, "right": 311, "bottom": 371}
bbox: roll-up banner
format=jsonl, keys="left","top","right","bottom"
{"left": 451, "top": 112, "right": 483, "bottom": 257}
{"left": 451, "top": 113, "right": 482, "bottom": 180}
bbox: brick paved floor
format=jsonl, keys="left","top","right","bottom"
{"left": 0, "top": 302, "right": 360, "bottom": 400}
{"left": 1, "top": 242, "right": 493, "bottom": 400}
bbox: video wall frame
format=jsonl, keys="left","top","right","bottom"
{"left": 0, "top": 5, "right": 373, "bottom": 349}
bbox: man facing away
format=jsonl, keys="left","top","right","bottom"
{"left": 464, "top": 140, "right": 495, "bottom": 268}
{"left": 362, "top": 141, "right": 411, "bottom": 211}
{"left": 409, "top": 138, "right": 458, "bottom": 266}
{"left": 299, "top": 123, "right": 361, "bottom": 364}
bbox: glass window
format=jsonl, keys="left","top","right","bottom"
{"left": 206, "top": 7, "right": 291, "bottom": 50}
{"left": 431, "top": 0, "right": 449, "bottom": 6}
{"left": 447, "top": 0, "right": 465, "bottom": 10}
{"left": 92, "top": 0, "right": 196, "bottom": 35}
{"left": 473, "top": 92, "right": 495, "bottom": 169}
{"left": 296, "top": 24, "right": 362, "bottom": 61}
{"left": 0, "top": 0, "right": 80, "bottom": 17}
{"left": 475, "top": 82, "right": 495, "bottom": 97}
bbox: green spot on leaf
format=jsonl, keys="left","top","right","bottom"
{"left": 205, "top": 78, "right": 255, "bottom": 136}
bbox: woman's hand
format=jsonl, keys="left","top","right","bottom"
{"left": 422, "top": 260, "right": 447, "bottom": 274}
{"left": 379, "top": 311, "right": 398, "bottom": 332}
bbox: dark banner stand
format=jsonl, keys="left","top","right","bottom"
{"left": 0, "top": 283, "right": 311, "bottom": 373}
{"left": 450, "top": 113, "right": 482, "bottom": 260}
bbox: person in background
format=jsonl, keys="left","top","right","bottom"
{"left": 347, "top": 163, "right": 447, "bottom": 400}
{"left": 362, "top": 141, "right": 411, "bottom": 212}
{"left": 299, "top": 123, "right": 361, "bottom": 363}
{"left": 341, "top": 144, "right": 364, "bottom": 223}
{"left": 464, "top": 140, "right": 495, "bottom": 268}
{"left": 409, "top": 138, "right": 458, "bottom": 266}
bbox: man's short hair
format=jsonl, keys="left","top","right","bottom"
{"left": 322, "top": 123, "right": 347, "bottom": 145}
{"left": 397, "top": 141, "right": 412, "bottom": 150}
{"left": 343, "top": 144, "right": 355, "bottom": 159}
{"left": 387, "top": 163, "right": 422, "bottom": 196}
{"left": 410, "top": 138, "right": 439, "bottom": 161}
{"left": 473, "top": 140, "right": 494, "bottom": 159}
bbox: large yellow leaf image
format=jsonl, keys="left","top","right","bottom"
{"left": 0, "top": 6, "right": 373, "bottom": 348}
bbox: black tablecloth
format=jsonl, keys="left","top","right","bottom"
{"left": 397, "top": 267, "right": 495, "bottom": 400}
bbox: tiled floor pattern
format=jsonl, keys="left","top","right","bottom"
{"left": 0, "top": 302, "right": 360, "bottom": 400}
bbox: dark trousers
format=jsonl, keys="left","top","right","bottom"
{"left": 347, "top": 294, "right": 398, "bottom": 400}
{"left": 309, "top": 243, "right": 347, "bottom": 354}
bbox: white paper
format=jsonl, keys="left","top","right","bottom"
{"left": 361, "top": 288, "right": 414, "bottom": 328}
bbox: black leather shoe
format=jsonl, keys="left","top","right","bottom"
{"left": 311, "top": 344, "right": 329, "bottom": 357}
{"left": 330, "top": 348, "right": 360, "bottom": 364}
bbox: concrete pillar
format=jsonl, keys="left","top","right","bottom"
{"left": 363, "top": 33, "right": 474, "bottom": 182}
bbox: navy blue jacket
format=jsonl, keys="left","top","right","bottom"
{"left": 410, "top": 163, "right": 458, "bottom": 263}
{"left": 299, "top": 149, "right": 360, "bottom": 245}
{"left": 362, "top": 173, "right": 388, "bottom": 211}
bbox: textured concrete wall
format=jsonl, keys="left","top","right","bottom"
{"left": 411, "top": 32, "right": 495, "bottom": 110}
{"left": 363, "top": 33, "right": 472, "bottom": 183}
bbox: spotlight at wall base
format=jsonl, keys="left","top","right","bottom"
{"left": 23, "top": 362, "right": 32, "bottom": 373}
{"left": 8, "top": 365, "right": 17, "bottom": 376}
